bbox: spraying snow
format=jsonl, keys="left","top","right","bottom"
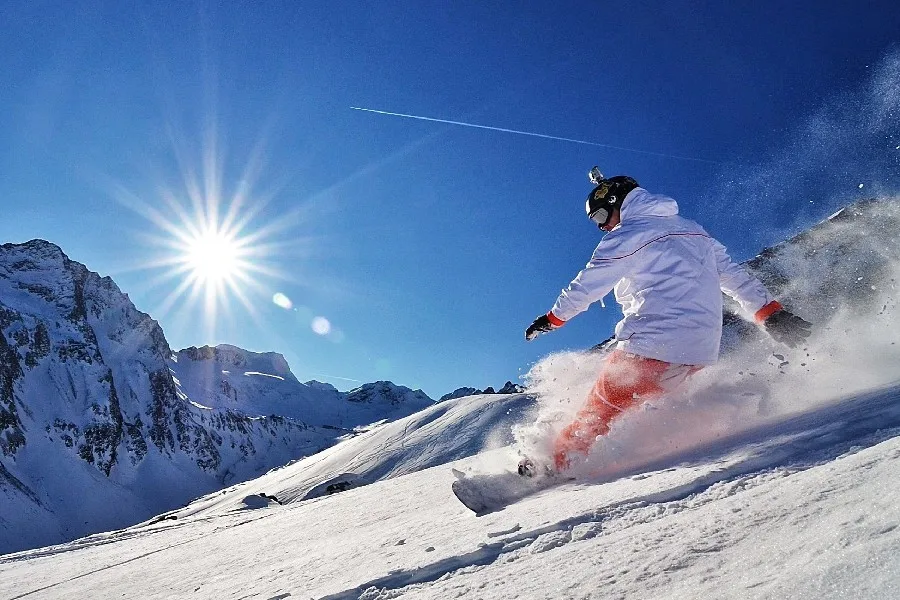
{"left": 513, "top": 197, "right": 900, "bottom": 481}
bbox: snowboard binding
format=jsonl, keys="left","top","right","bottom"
{"left": 517, "top": 457, "right": 537, "bottom": 477}
{"left": 517, "top": 457, "right": 556, "bottom": 478}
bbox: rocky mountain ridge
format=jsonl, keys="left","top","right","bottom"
{"left": 439, "top": 381, "right": 525, "bottom": 402}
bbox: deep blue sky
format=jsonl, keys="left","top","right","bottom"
{"left": 2, "top": 1, "right": 899, "bottom": 398}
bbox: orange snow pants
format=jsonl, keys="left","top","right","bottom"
{"left": 553, "top": 349, "right": 700, "bottom": 471}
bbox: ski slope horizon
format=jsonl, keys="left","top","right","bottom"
{"left": 2, "top": 196, "right": 900, "bottom": 598}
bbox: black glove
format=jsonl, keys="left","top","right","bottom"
{"left": 764, "top": 309, "right": 812, "bottom": 348}
{"left": 525, "top": 313, "right": 562, "bottom": 341}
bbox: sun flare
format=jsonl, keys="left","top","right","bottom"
{"left": 185, "top": 229, "right": 241, "bottom": 284}
{"left": 123, "top": 184, "right": 278, "bottom": 339}
{"left": 111, "top": 120, "right": 313, "bottom": 341}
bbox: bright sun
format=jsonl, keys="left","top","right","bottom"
{"left": 186, "top": 229, "right": 241, "bottom": 284}
{"left": 132, "top": 197, "right": 271, "bottom": 338}
{"left": 115, "top": 122, "right": 302, "bottom": 341}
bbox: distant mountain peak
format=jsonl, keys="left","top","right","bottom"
{"left": 346, "top": 381, "right": 433, "bottom": 407}
{"left": 305, "top": 380, "right": 340, "bottom": 393}
{"left": 175, "top": 344, "right": 297, "bottom": 382}
{"left": 438, "top": 381, "right": 526, "bottom": 402}
{"left": 439, "top": 387, "right": 481, "bottom": 402}
{"left": 1, "top": 238, "right": 66, "bottom": 257}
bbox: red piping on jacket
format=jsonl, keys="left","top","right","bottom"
{"left": 590, "top": 232, "right": 713, "bottom": 263}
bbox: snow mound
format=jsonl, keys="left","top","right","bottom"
{"left": 161, "top": 390, "right": 534, "bottom": 519}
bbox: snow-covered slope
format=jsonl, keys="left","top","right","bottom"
{"left": 0, "top": 241, "right": 434, "bottom": 554}
{"left": 1, "top": 380, "right": 897, "bottom": 598}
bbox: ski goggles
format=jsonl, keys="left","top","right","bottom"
{"left": 590, "top": 207, "right": 610, "bottom": 227}
{"left": 589, "top": 206, "right": 611, "bottom": 227}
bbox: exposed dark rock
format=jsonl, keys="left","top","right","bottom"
{"left": 0, "top": 328, "right": 25, "bottom": 456}
{"left": 148, "top": 369, "right": 177, "bottom": 452}
{"left": 24, "top": 321, "right": 51, "bottom": 367}
{"left": 68, "top": 265, "right": 88, "bottom": 323}
{"left": 325, "top": 481, "right": 353, "bottom": 494}
{"left": 0, "top": 307, "right": 20, "bottom": 331}
{"left": 11, "top": 327, "right": 29, "bottom": 347}
{"left": 222, "top": 378, "right": 237, "bottom": 402}
{"left": 74, "top": 370, "right": 126, "bottom": 475}
{"left": 124, "top": 417, "right": 147, "bottom": 464}
{"left": 439, "top": 387, "right": 481, "bottom": 402}
{"left": 498, "top": 381, "right": 524, "bottom": 394}
{"left": 17, "top": 282, "right": 55, "bottom": 301}
{"left": 180, "top": 345, "right": 218, "bottom": 361}
{"left": 0, "top": 460, "right": 41, "bottom": 505}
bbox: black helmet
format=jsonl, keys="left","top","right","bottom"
{"left": 585, "top": 169, "right": 639, "bottom": 229}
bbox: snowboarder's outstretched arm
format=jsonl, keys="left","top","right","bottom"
{"left": 712, "top": 240, "right": 812, "bottom": 347}
{"left": 525, "top": 240, "right": 631, "bottom": 341}
{"left": 712, "top": 239, "right": 775, "bottom": 317}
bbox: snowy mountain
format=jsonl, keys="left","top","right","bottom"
{"left": 2, "top": 197, "right": 899, "bottom": 597}
{"left": 0, "top": 240, "right": 433, "bottom": 554}
{"left": 171, "top": 345, "right": 432, "bottom": 429}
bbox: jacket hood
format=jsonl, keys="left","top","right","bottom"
{"left": 620, "top": 188, "right": 679, "bottom": 221}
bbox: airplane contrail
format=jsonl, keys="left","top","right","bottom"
{"left": 350, "top": 106, "right": 725, "bottom": 165}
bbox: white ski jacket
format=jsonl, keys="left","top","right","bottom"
{"left": 549, "top": 188, "right": 776, "bottom": 366}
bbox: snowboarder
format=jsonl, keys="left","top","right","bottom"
{"left": 523, "top": 169, "right": 812, "bottom": 474}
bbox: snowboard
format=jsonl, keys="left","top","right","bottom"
{"left": 451, "top": 467, "right": 572, "bottom": 515}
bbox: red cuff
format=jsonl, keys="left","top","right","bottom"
{"left": 754, "top": 301, "right": 783, "bottom": 323}
{"left": 547, "top": 312, "right": 566, "bottom": 327}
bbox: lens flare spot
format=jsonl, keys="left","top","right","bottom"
{"left": 311, "top": 316, "right": 332, "bottom": 335}
{"left": 272, "top": 292, "right": 293, "bottom": 309}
